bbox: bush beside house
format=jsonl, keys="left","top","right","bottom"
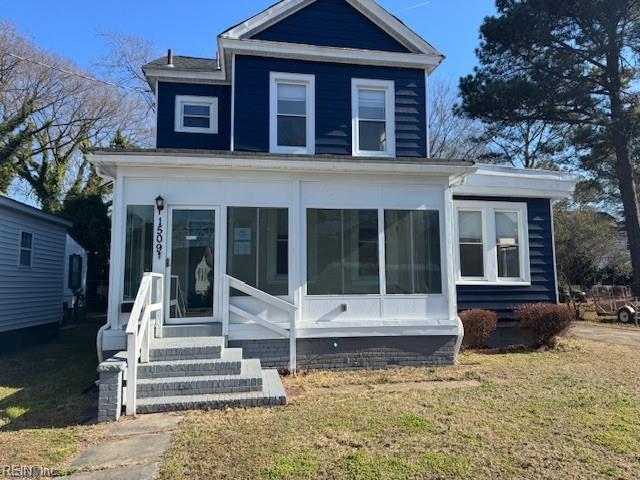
{"left": 516, "top": 303, "right": 573, "bottom": 348}
{"left": 459, "top": 309, "right": 498, "bottom": 350}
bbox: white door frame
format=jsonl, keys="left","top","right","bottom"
{"left": 165, "top": 205, "right": 221, "bottom": 325}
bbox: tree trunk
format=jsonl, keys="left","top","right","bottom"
{"left": 606, "top": 29, "right": 640, "bottom": 295}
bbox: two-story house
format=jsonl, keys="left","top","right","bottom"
{"left": 90, "top": 0, "right": 577, "bottom": 419}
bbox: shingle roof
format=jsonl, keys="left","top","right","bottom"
{"left": 143, "top": 55, "right": 218, "bottom": 72}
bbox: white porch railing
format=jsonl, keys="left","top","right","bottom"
{"left": 222, "top": 275, "right": 298, "bottom": 374}
{"left": 125, "top": 272, "right": 164, "bottom": 416}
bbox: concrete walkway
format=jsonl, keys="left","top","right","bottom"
{"left": 569, "top": 322, "right": 640, "bottom": 348}
{"left": 61, "top": 414, "right": 183, "bottom": 480}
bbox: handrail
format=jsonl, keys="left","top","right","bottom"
{"left": 125, "top": 272, "right": 163, "bottom": 416}
{"left": 223, "top": 275, "right": 298, "bottom": 374}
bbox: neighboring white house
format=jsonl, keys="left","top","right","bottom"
{"left": 0, "top": 195, "right": 72, "bottom": 350}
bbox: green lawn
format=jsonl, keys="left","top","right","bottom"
{"left": 160, "top": 338, "right": 640, "bottom": 480}
{"left": 0, "top": 314, "right": 105, "bottom": 470}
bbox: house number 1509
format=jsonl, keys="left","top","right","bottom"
{"left": 156, "top": 216, "right": 164, "bottom": 259}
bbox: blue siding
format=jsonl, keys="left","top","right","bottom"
{"left": 455, "top": 197, "right": 558, "bottom": 320}
{"left": 234, "top": 55, "right": 426, "bottom": 157}
{"left": 252, "top": 0, "right": 411, "bottom": 53}
{"left": 156, "top": 82, "right": 231, "bottom": 150}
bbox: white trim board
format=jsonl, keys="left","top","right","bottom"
{"left": 454, "top": 164, "right": 579, "bottom": 200}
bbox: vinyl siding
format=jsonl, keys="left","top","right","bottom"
{"left": 0, "top": 206, "right": 67, "bottom": 332}
{"left": 156, "top": 82, "right": 232, "bottom": 150}
{"left": 252, "top": 0, "right": 411, "bottom": 53}
{"left": 234, "top": 55, "right": 426, "bottom": 157}
{"left": 455, "top": 197, "right": 557, "bottom": 320}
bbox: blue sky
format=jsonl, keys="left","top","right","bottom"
{"left": 4, "top": 0, "right": 496, "bottom": 83}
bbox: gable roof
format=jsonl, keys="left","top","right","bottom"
{"left": 143, "top": 0, "right": 444, "bottom": 87}
{"left": 221, "top": 0, "right": 443, "bottom": 58}
{"left": 0, "top": 195, "right": 72, "bottom": 229}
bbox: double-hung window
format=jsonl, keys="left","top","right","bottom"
{"left": 270, "top": 72, "right": 315, "bottom": 154}
{"left": 174, "top": 95, "right": 218, "bottom": 134}
{"left": 455, "top": 201, "right": 530, "bottom": 285}
{"left": 352, "top": 79, "right": 395, "bottom": 157}
{"left": 19, "top": 232, "right": 33, "bottom": 267}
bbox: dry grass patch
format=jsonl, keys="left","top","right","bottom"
{"left": 0, "top": 314, "right": 107, "bottom": 470}
{"left": 160, "top": 339, "right": 640, "bottom": 480}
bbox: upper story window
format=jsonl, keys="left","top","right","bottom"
{"left": 19, "top": 231, "right": 33, "bottom": 267}
{"left": 174, "top": 95, "right": 218, "bottom": 134}
{"left": 269, "top": 72, "right": 315, "bottom": 155}
{"left": 352, "top": 79, "right": 395, "bottom": 157}
{"left": 455, "top": 201, "right": 530, "bottom": 285}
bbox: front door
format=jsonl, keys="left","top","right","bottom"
{"left": 165, "top": 207, "right": 219, "bottom": 324}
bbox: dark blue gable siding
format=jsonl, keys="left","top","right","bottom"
{"left": 455, "top": 197, "right": 558, "bottom": 320}
{"left": 234, "top": 55, "right": 426, "bottom": 157}
{"left": 252, "top": 0, "right": 411, "bottom": 53}
{"left": 156, "top": 82, "right": 231, "bottom": 150}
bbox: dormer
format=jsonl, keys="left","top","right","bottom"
{"left": 143, "top": 0, "right": 443, "bottom": 157}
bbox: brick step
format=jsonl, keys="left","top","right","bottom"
{"left": 161, "top": 324, "right": 222, "bottom": 338}
{"left": 136, "top": 370, "right": 286, "bottom": 414}
{"left": 148, "top": 336, "right": 224, "bottom": 361}
{"left": 136, "top": 359, "right": 263, "bottom": 398}
{"left": 137, "top": 349, "right": 243, "bottom": 379}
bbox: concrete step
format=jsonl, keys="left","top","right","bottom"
{"left": 136, "top": 370, "right": 287, "bottom": 414}
{"left": 137, "top": 349, "right": 243, "bottom": 379}
{"left": 136, "top": 359, "right": 263, "bottom": 398}
{"left": 149, "top": 336, "right": 224, "bottom": 361}
{"left": 161, "top": 324, "right": 222, "bottom": 338}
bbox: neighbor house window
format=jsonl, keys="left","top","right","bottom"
{"left": 123, "top": 205, "right": 154, "bottom": 301}
{"left": 19, "top": 232, "right": 33, "bottom": 267}
{"left": 384, "top": 210, "right": 442, "bottom": 294}
{"left": 227, "top": 207, "right": 289, "bottom": 296}
{"left": 174, "top": 95, "right": 218, "bottom": 134}
{"left": 455, "top": 201, "right": 530, "bottom": 284}
{"left": 307, "top": 209, "right": 379, "bottom": 295}
{"left": 68, "top": 254, "right": 83, "bottom": 290}
{"left": 269, "top": 72, "right": 315, "bottom": 154}
{"left": 352, "top": 79, "right": 395, "bottom": 157}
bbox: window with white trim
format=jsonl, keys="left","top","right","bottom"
{"left": 19, "top": 231, "right": 33, "bottom": 267}
{"left": 270, "top": 72, "right": 315, "bottom": 154}
{"left": 174, "top": 95, "right": 218, "bottom": 134}
{"left": 352, "top": 79, "right": 395, "bottom": 157}
{"left": 455, "top": 201, "right": 530, "bottom": 285}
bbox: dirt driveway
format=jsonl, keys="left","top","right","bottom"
{"left": 569, "top": 322, "right": 640, "bottom": 348}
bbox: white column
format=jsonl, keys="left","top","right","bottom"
{"left": 107, "top": 175, "right": 125, "bottom": 331}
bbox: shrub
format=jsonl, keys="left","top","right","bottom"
{"left": 515, "top": 303, "right": 574, "bottom": 348}
{"left": 459, "top": 309, "right": 498, "bottom": 350}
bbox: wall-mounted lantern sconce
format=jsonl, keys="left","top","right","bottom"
{"left": 155, "top": 195, "right": 165, "bottom": 214}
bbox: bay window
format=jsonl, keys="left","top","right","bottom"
{"left": 455, "top": 201, "right": 530, "bottom": 285}
{"left": 270, "top": 72, "right": 315, "bottom": 154}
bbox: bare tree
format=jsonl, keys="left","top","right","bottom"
{"left": 428, "top": 78, "right": 486, "bottom": 160}
{"left": 475, "top": 119, "right": 573, "bottom": 170}
{"left": 95, "top": 33, "right": 157, "bottom": 114}
{"left": 0, "top": 22, "right": 151, "bottom": 210}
